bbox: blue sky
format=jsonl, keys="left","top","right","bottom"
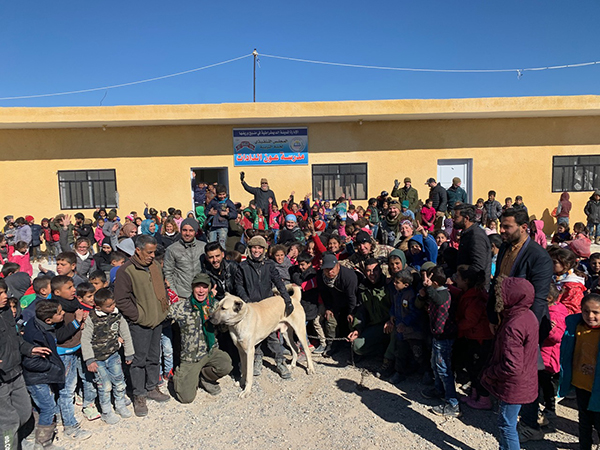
{"left": 1, "top": 1, "right": 599, "bottom": 106}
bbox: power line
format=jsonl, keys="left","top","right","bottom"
{"left": 259, "top": 52, "right": 600, "bottom": 75}
{"left": 0, "top": 53, "right": 253, "bottom": 101}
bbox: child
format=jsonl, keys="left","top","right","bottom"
{"left": 559, "top": 293, "right": 600, "bottom": 449}
{"left": 23, "top": 299, "right": 92, "bottom": 444}
{"left": 41, "top": 218, "right": 57, "bottom": 263}
{"left": 365, "top": 198, "right": 380, "bottom": 240}
{"left": 585, "top": 190, "right": 600, "bottom": 244}
{"left": 588, "top": 252, "right": 600, "bottom": 292}
{"left": 530, "top": 219, "right": 547, "bottom": 249}
{"left": 109, "top": 251, "right": 126, "bottom": 285}
{"left": 420, "top": 199, "right": 436, "bottom": 232}
{"left": 94, "top": 218, "right": 106, "bottom": 252}
{"left": 480, "top": 277, "right": 539, "bottom": 449}
{"left": 453, "top": 265, "right": 493, "bottom": 410}
{"left": 483, "top": 191, "right": 502, "bottom": 223}
{"left": 81, "top": 288, "right": 134, "bottom": 424}
{"left": 484, "top": 219, "right": 498, "bottom": 236}
{"left": 539, "top": 284, "right": 567, "bottom": 424}
{"left": 268, "top": 198, "right": 281, "bottom": 243}
{"left": 572, "top": 222, "right": 589, "bottom": 241}
{"left": 551, "top": 247, "right": 586, "bottom": 314}
{"left": 56, "top": 251, "right": 87, "bottom": 287}
{"left": 551, "top": 223, "right": 570, "bottom": 244}
{"left": 513, "top": 195, "right": 528, "bottom": 214}
{"left": 76, "top": 282, "right": 96, "bottom": 318}
{"left": 89, "top": 270, "right": 109, "bottom": 292}
{"left": 7, "top": 241, "right": 33, "bottom": 276}
{"left": 419, "top": 265, "right": 459, "bottom": 417}
{"left": 289, "top": 252, "right": 327, "bottom": 353}
{"left": 387, "top": 249, "right": 407, "bottom": 277}
{"left": 253, "top": 208, "right": 268, "bottom": 231}
{"left": 21, "top": 276, "right": 52, "bottom": 324}
{"left": 287, "top": 242, "right": 304, "bottom": 265}
{"left": 474, "top": 198, "right": 487, "bottom": 225}
{"left": 488, "top": 234, "right": 503, "bottom": 279}
{"left": 386, "top": 269, "right": 425, "bottom": 385}
{"left": 502, "top": 197, "right": 513, "bottom": 213}
{"left": 270, "top": 244, "right": 292, "bottom": 283}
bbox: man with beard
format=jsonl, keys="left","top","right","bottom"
{"left": 453, "top": 203, "right": 491, "bottom": 286}
{"left": 487, "top": 208, "right": 553, "bottom": 443}
{"left": 240, "top": 172, "right": 277, "bottom": 220}
{"left": 347, "top": 259, "right": 392, "bottom": 358}
{"left": 341, "top": 231, "right": 394, "bottom": 278}
{"left": 234, "top": 236, "right": 293, "bottom": 379}
{"left": 317, "top": 253, "right": 358, "bottom": 357}
{"left": 391, "top": 177, "right": 419, "bottom": 213}
{"left": 381, "top": 200, "right": 406, "bottom": 247}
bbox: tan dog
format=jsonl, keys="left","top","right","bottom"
{"left": 210, "top": 286, "right": 315, "bottom": 398}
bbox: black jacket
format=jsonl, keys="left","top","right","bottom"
{"left": 488, "top": 237, "right": 554, "bottom": 343}
{"left": 429, "top": 184, "right": 448, "bottom": 212}
{"left": 22, "top": 318, "right": 65, "bottom": 386}
{"left": 289, "top": 266, "right": 319, "bottom": 321}
{"left": 161, "top": 232, "right": 180, "bottom": 248}
{"left": 0, "top": 306, "right": 34, "bottom": 382}
{"left": 203, "top": 258, "right": 239, "bottom": 300}
{"left": 93, "top": 250, "right": 113, "bottom": 272}
{"left": 457, "top": 223, "right": 492, "bottom": 285}
{"left": 242, "top": 181, "right": 277, "bottom": 216}
{"left": 235, "top": 257, "right": 291, "bottom": 304}
{"left": 317, "top": 265, "right": 359, "bottom": 314}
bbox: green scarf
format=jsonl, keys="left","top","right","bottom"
{"left": 189, "top": 291, "right": 217, "bottom": 350}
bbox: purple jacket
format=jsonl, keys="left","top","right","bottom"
{"left": 481, "top": 277, "right": 539, "bottom": 404}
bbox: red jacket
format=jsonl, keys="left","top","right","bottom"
{"left": 456, "top": 287, "right": 493, "bottom": 342}
{"left": 7, "top": 246, "right": 33, "bottom": 277}
{"left": 540, "top": 302, "right": 569, "bottom": 374}
{"left": 558, "top": 280, "right": 585, "bottom": 315}
{"left": 481, "top": 277, "right": 539, "bottom": 404}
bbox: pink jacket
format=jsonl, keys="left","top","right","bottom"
{"left": 540, "top": 302, "right": 569, "bottom": 374}
{"left": 94, "top": 227, "right": 105, "bottom": 245}
{"left": 7, "top": 246, "right": 33, "bottom": 277}
{"left": 533, "top": 220, "right": 547, "bottom": 249}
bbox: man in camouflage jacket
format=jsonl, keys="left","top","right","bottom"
{"left": 168, "top": 273, "right": 232, "bottom": 403}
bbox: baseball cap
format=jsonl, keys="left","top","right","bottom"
{"left": 403, "top": 177, "right": 411, "bottom": 183}
{"left": 355, "top": 230, "right": 371, "bottom": 244}
{"left": 425, "top": 178, "right": 436, "bottom": 185}
{"left": 321, "top": 253, "right": 338, "bottom": 269}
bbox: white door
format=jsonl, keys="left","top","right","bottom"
{"left": 437, "top": 159, "right": 472, "bottom": 203}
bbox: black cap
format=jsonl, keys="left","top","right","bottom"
{"left": 425, "top": 177, "right": 436, "bottom": 185}
{"left": 355, "top": 230, "right": 371, "bottom": 244}
{"left": 321, "top": 253, "right": 338, "bottom": 269}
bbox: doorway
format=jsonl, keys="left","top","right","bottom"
{"left": 190, "top": 167, "right": 229, "bottom": 206}
{"left": 437, "top": 159, "right": 472, "bottom": 203}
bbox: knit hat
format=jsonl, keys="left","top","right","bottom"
{"left": 117, "top": 238, "right": 135, "bottom": 256}
{"left": 247, "top": 235, "right": 268, "bottom": 249}
{"left": 355, "top": 230, "right": 371, "bottom": 244}
{"left": 403, "top": 177, "right": 411, "bottom": 183}
{"left": 389, "top": 249, "right": 407, "bottom": 267}
{"left": 25, "top": 215, "right": 34, "bottom": 223}
{"left": 285, "top": 214, "right": 297, "bottom": 222}
{"left": 191, "top": 272, "right": 211, "bottom": 287}
{"left": 261, "top": 178, "right": 268, "bottom": 184}
{"left": 452, "top": 177, "right": 461, "bottom": 185}
{"left": 401, "top": 200, "right": 409, "bottom": 208}
{"left": 420, "top": 261, "right": 436, "bottom": 272}
{"left": 180, "top": 217, "right": 199, "bottom": 233}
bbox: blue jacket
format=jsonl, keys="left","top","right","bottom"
{"left": 559, "top": 314, "right": 600, "bottom": 411}
{"left": 389, "top": 285, "right": 425, "bottom": 341}
{"left": 405, "top": 234, "right": 438, "bottom": 271}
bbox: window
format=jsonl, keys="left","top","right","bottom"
{"left": 553, "top": 155, "right": 600, "bottom": 192}
{"left": 312, "top": 163, "right": 367, "bottom": 201}
{"left": 58, "top": 170, "right": 118, "bottom": 210}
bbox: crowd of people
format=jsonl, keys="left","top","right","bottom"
{"left": 1, "top": 171, "right": 600, "bottom": 450}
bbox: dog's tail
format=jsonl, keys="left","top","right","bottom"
{"left": 275, "top": 284, "right": 302, "bottom": 303}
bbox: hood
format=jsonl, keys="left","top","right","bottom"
{"left": 533, "top": 220, "right": 545, "bottom": 233}
{"left": 590, "top": 191, "right": 600, "bottom": 200}
{"left": 408, "top": 234, "right": 424, "bottom": 249}
{"left": 560, "top": 192, "right": 570, "bottom": 201}
{"left": 389, "top": 248, "right": 407, "bottom": 267}
{"left": 494, "top": 277, "right": 534, "bottom": 313}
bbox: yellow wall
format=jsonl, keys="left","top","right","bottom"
{"left": 1, "top": 110, "right": 599, "bottom": 236}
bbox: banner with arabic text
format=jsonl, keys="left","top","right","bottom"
{"left": 233, "top": 128, "right": 308, "bottom": 166}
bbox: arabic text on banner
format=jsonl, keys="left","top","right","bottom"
{"left": 233, "top": 127, "right": 308, "bottom": 166}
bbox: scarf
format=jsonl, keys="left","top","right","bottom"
{"left": 77, "top": 252, "right": 90, "bottom": 261}
{"left": 323, "top": 271, "right": 338, "bottom": 288}
{"left": 130, "top": 253, "right": 169, "bottom": 312}
{"left": 189, "top": 292, "right": 216, "bottom": 350}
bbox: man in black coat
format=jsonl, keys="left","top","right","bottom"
{"left": 240, "top": 172, "right": 277, "bottom": 219}
{"left": 202, "top": 241, "right": 239, "bottom": 301}
{"left": 453, "top": 203, "right": 491, "bottom": 286}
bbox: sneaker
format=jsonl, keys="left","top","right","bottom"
{"left": 517, "top": 422, "right": 545, "bottom": 442}
{"left": 323, "top": 342, "right": 341, "bottom": 357}
{"left": 421, "top": 387, "right": 444, "bottom": 400}
{"left": 389, "top": 372, "right": 406, "bottom": 385}
{"left": 275, "top": 360, "right": 292, "bottom": 379}
{"left": 307, "top": 343, "right": 315, "bottom": 352}
{"left": 64, "top": 424, "right": 92, "bottom": 441}
{"left": 101, "top": 411, "right": 120, "bottom": 425}
{"left": 158, "top": 374, "right": 165, "bottom": 387}
{"left": 146, "top": 386, "right": 170, "bottom": 403}
{"left": 74, "top": 394, "right": 83, "bottom": 407}
{"left": 133, "top": 395, "right": 148, "bottom": 417}
{"left": 253, "top": 358, "right": 263, "bottom": 377}
{"left": 82, "top": 405, "right": 101, "bottom": 421}
{"left": 200, "top": 377, "right": 222, "bottom": 396}
{"left": 164, "top": 369, "right": 174, "bottom": 381}
{"left": 466, "top": 394, "right": 492, "bottom": 410}
{"left": 431, "top": 402, "right": 462, "bottom": 418}
{"left": 313, "top": 344, "right": 327, "bottom": 354}
{"left": 297, "top": 351, "right": 307, "bottom": 363}
{"left": 115, "top": 405, "right": 133, "bottom": 418}
{"left": 123, "top": 396, "right": 132, "bottom": 407}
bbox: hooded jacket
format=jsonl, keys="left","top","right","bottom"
{"left": 556, "top": 271, "right": 586, "bottom": 315}
{"left": 532, "top": 220, "right": 547, "bottom": 249}
{"left": 557, "top": 192, "right": 572, "bottom": 218}
{"left": 584, "top": 192, "right": 600, "bottom": 224}
{"left": 405, "top": 234, "right": 438, "bottom": 271}
{"left": 0, "top": 305, "right": 34, "bottom": 383}
{"left": 22, "top": 318, "right": 65, "bottom": 386}
{"left": 541, "top": 301, "right": 569, "bottom": 374}
{"left": 456, "top": 287, "right": 493, "bottom": 342}
{"left": 481, "top": 277, "right": 539, "bottom": 404}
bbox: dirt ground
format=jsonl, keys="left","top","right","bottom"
{"left": 51, "top": 348, "right": 581, "bottom": 450}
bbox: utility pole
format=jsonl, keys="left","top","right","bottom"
{"left": 253, "top": 49, "right": 258, "bottom": 102}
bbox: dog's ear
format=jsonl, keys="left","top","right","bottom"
{"left": 233, "top": 300, "right": 244, "bottom": 313}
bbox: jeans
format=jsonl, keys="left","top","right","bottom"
{"left": 431, "top": 338, "right": 457, "bottom": 406}
{"left": 370, "top": 225, "right": 379, "bottom": 243}
{"left": 58, "top": 353, "right": 79, "bottom": 427}
{"left": 576, "top": 387, "right": 600, "bottom": 450}
{"left": 588, "top": 222, "right": 600, "bottom": 238}
{"left": 27, "top": 384, "right": 58, "bottom": 427}
{"left": 208, "top": 228, "right": 228, "bottom": 250}
{"left": 497, "top": 401, "right": 521, "bottom": 450}
{"left": 0, "top": 374, "right": 32, "bottom": 449}
{"left": 95, "top": 352, "right": 128, "bottom": 412}
{"left": 129, "top": 323, "right": 162, "bottom": 397}
{"left": 557, "top": 216, "right": 569, "bottom": 226}
{"left": 76, "top": 353, "right": 97, "bottom": 407}
{"left": 161, "top": 325, "right": 174, "bottom": 376}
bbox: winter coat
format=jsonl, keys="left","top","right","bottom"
{"left": 5, "top": 272, "right": 32, "bottom": 300}
{"left": 484, "top": 200, "right": 503, "bottom": 221}
{"left": 242, "top": 181, "right": 277, "bottom": 216}
{"left": 317, "top": 265, "right": 359, "bottom": 314}
{"left": 75, "top": 252, "right": 93, "bottom": 279}
{"left": 22, "top": 318, "right": 65, "bottom": 386}
{"left": 354, "top": 276, "right": 391, "bottom": 332}
{"left": 456, "top": 288, "right": 493, "bottom": 342}
{"left": 93, "top": 250, "right": 112, "bottom": 272}
{"left": 456, "top": 223, "right": 492, "bottom": 286}
{"left": 14, "top": 225, "right": 32, "bottom": 246}
{"left": 206, "top": 198, "right": 237, "bottom": 230}
{"left": 202, "top": 258, "right": 239, "bottom": 301}
{"left": 429, "top": 184, "right": 448, "bottom": 212}
{"left": 405, "top": 234, "right": 438, "bottom": 271}
{"left": 235, "top": 257, "right": 292, "bottom": 304}
{"left": 556, "top": 274, "right": 586, "bottom": 315}
{"left": 559, "top": 314, "right": 600, "bottom": 411}
{"left": 446, "top": 185, "right": 468, "bottom": 206}
{"left": 273, "top": 257, "right": 292, "bottom": 283}
{"left": 585, "top": 196, "right": 600, "bottom": 224}
{"left": 532, "top": 220, "right": 547, "bottom": 249}
{"left": 389, "top": 286, "right": 425, "bottom": 341}
{"left": 557, "top": 192, "right": 572, "bottom": 219}
{"left": 421, "top": 285, "right": 457, "bottom": 339}
{"left": 481, "top": 277, "right": 539, "bottom": 404}
{"left": 163, "top": 239, "right": 206, "bottom": 298}
{"left": 161, "top": 232, "right": 180, "bottom": 248}
{"left": 7, "top": 247, "right": 33, "bottom": 277}
{"left": 81, "top": 308, "right": 134, "bottom": 364}
{"left": 0, "top": 306, "right": 34, "bottom": 383}
{"left": 30, "top": 224, "right": 42, "bottom": 247}
{"left": 391, "top": 186, "right": 419, "bottom": 213}
{"left": 541, "top": 302, "right": 568, "bottom": 374}
{"left": 289, "top": 266, "right": 320, "bottom": 321}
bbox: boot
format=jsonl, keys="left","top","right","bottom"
{"left": 253, "top": 356, "right": 263, "bottom": 377}
{"left": 375, "top": 358, "right": 394, "bottom": 379}
{"left": 200, "top": 366, "right": 222, "bottom": 395}
{"left": 466, "top": 394, "right": 492, "bottom": 410}
{"left": 35, "top": 423, "right": 63, "bottom": 449}
{"left": 275, "top": 359, "right": 291, "bottom": 379}
{"left": 133, "top": 395, "right": 148, "bottom": 417}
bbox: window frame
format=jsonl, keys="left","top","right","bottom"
{"left": 57, "top": 169, "right": 118, "bottom": 210}
{"left": 552, "top": 155, "right": 600, "bottom": 193}
{"left": 312, "top": 163, "right": 368, "bottom": 201}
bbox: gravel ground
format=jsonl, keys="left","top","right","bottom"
{"left": 50, "top": 349, "right": 581, "bottom": 450}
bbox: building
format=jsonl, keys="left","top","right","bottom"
{"left": 1, "top": 95, "right": 598, "bottom": 234}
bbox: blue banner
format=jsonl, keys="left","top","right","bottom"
{"left": 233, "top": 127, "right": 308, "bottom": 166}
